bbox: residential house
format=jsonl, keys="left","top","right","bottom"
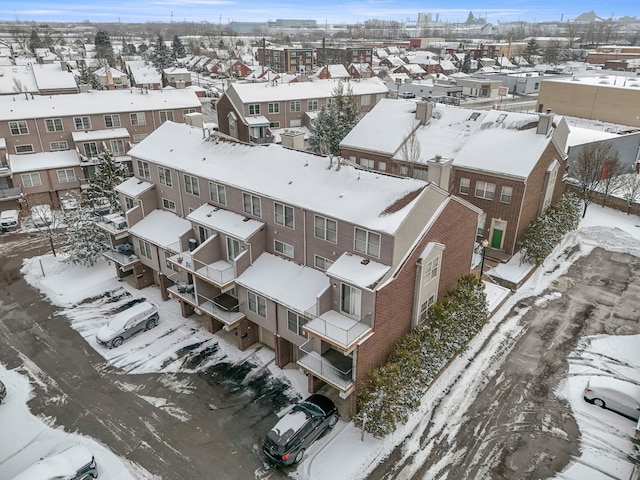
{"left": 0, "top": 63, "right": 79, "bottom": 96}
{"left": 317, "top": 47, "right": 373, "bottom": 66}
{"left": 94, "top": 66, "right": 131, "bottom": 90}
{"left": 455, "top": 77, "right": 503, "bottom": 98}
{"left": 340, "top": 99, "right": 570, "bottom": 257}
{"left": 216, "top": 77, "right": 389, "bottom": 144}
{"left": 314, "top": 64, "right": 350, "bottom": 80}
{"left": 379, "top": 55, "right": 406, "bottom": 69}
{"left": 393, "top": 63, "right": 428, "bottom": 79}
{"left": 125, "top": 60, "right": 162, "bottom": 89}
{"left": 347, "top": 63, "right": 375, "bottom": 79}
{"left": 104, "top": 120, "right": 481, "bottom": 415}
{"left": 162, "top": 67, "right": 192, "bottom": 88}
{"left": 226, "top": 60, "right": 253, "bottom": 79}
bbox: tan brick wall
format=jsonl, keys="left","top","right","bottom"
{"left": 237, "top": 318, "right": 259, "bottom": 351}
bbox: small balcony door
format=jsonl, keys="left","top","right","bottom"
{"left": 226, "top": 236, "right": 240, "bottom": 262}
{"left": 340, "top": 283, "right": 361, "bottom": 319}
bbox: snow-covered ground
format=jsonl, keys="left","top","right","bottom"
{"left": 1, "top": 204, "right": 639, "bottom": 479}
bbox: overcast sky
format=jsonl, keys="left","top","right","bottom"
{"left": 1, "top": 1, "right": 638, "bottom": 26}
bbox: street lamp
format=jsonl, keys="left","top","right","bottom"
{"left": 480, "top": 239, "right": 489, "bottom": 278}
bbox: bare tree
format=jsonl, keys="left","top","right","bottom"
{"left": 569, "top": 143, "right": 619, "bottom": 217}
{"left": 399, "top": 131, "right": 422, "bottom": 173}
{"left": 620, "top": 168, "right": 640, "bottom": 215}
{"left": 599, "top": 156, "right": 626, "bottom": 207}
{"left": 29, "top": 205, "right": 64, "bottom": 256}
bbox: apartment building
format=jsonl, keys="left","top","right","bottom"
{"left": 257, "top": 47, "right": 314, "bottom": 74}
{"left": 0, "top": 88, "right": 201, "bottom": 208}
{"left": 216, "top": 77, "right": 389, "bottom": 144}
{"left": 340, "top": 100, "right": 570, "bottom": 257}
{"left": 104, "top": 121, "right": 480, "bottom": 415}
{"left": 317, "top": 47, "right": 373, "bottom": 66}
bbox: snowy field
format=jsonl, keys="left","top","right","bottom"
{"left": 1, "top": 204, "right": 640, "bottom": 479}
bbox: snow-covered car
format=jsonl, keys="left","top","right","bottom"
{"left": 30, "top": 204, "right": 53, "bottom": 227}
{"left": 0, "top": 378, "right": 6, "bottom": 403}
{"left": 1, "top": 209, "right": 19, "bottom": 231}
{"left": 11, "top": 445, "right": 98, "bottom": 479}
{"left": 96, "top": 301, "right": 159, "bottom": 348}
{"left": 584, "top": 377, "right": 640, "bottom": 421}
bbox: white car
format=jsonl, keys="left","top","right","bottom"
{"left": 11, "top": 445, "right": 98, "bottom": 479}
{"left": 1, "top": 209, "right": 19, "bottom": 230}
{"left": 30, "top": 204, "right": 53, "bottom": 227}
{"left": 584, "top": 377, "right": 640, "bottom": 421}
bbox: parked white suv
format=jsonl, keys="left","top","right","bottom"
{"left": 11, "top": 445, "right": 98, "bottom": 479}
{"left": 1, "top": 209, "right": 19, "bottom": 231}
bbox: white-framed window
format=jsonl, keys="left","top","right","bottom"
{"left": 314, "top": 255, "right": 333, "bottom": 271}
{"left": 412, "top": 168, "right": 429, "bottom": 181}
{"left": 182, "top": 108, "right": 197, "bottom": 116}
{"left": 184, "top": 174, "right": 199, "bottom": 196}
{"left": 399, "top": 165, "right": 409, "bottom": 176}
{"left": 379, "top": 161, "right": 386, "bottom": 172}
{"left": 287, "top": 310, "right": 308, "bottom": 338}
{"left": 56, "top": 169, "right": 76, "bottom": 183}
{"left": 165, "top": 251, "right": 179, "bottom": 272}
{"left": 268, "top": 102, "right": 280, "bottom": 114}
{"left": 73, "top": 116, "right": 91, "bottom": 130}
{"left": 50, "top": 141, "right": 68, "bottom": 151}
{"left": 274, "top": 202, "right": 294, "bottom": 228}
{"left": 198, "top": 226, "right": 212, "bottom": 243}
{"left": 137, "top": 160, "right": 150, "bottom": 179}
{"left": 159, "top": 111, "right": 174, "bottom": 122}
{"left": 104, "top": 114, "right": 121, "bottom": 128}
{"left": 133, "top": 133, "right": 148, "bottom": 143}
{"left": 314, "top": 215, "right": 337, "bottom": 243}
{"left": 9, "top": 121, "right": 29, "bottom": 135}
{"left": 83, "top": 142, "right": 98, "bottom": 157}
{"left": 341, "top": 283, "right": 361, "bottom": 318}
{"left": 110, "top": 139, "right": 125, "bottom": 155}
{"left": 209, "top": 182, "right": 226, "bottom": 205}
{"left": 361, "top": 94, "right": 371, "bottom": 106}
{"left": 138, "top": 239, "right": 152, "bottom": 259}
{"left": 289, "top": 119, "right": 302, "bottom": 127}
{"left": 419, "top": 295, "right": 436, "bottom": 323}
{"left": 307, "top": 99, "right": 318, "bottom": 111}
{"left": 424, "top": 256, "right": 439, "bottom": 284}
{"left": 162, "top": 198, "right": 176, "bottom": 212}
{"left": 500, "top": 186, "right": 513, "bottom": 204}
{"left": 158, "top": 166, "right": 172, "bottom": 187}
{"left": 354, "top": 227, "right": 381, "bottom": 258}
{"left": 15, "top": 145, "right": 34, "bottom": 153}
{"left": 45, "top": 118, "right": 63, "bottom": 132}
{"left": 269, "top": 121, "right": 280, "bottom": 129}
{"left": 360, "top": 158, "right": 374, "bottom": 169}
{"left": 130, "top": 112, "right": 146, "bottom": 126}
{"left": 475, "top": 181, "right": 496, "bottom": 200}
{"left": 243, "top": 193, "right": 261, "bottom": 217}
{"left": 247, "top": 291, "right": 267, "bottom": 317}
{"left": 226, "top": 237, "right": 241, "bottom": 262}
{"left": 274, "top": 240, "right": 294, "bottom": 258}
{"left": 477, "top": 212, "right": 487, "bottom": 236}
{"left": 459, "top": 178, "right": 470, "bottom": 195}
{"left": 248, "top": 104, "right": 260, "bottom": 115}
{"left": 21, "top": 173, "right": 42, "bottom": 187}
{"left": 290, "top": 100, "right": 301, "bottom": 112}
{"left": 124, "top": 196, "right": 135, "bottom": 211}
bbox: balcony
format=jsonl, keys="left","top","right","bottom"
{"left": 303, "top": 310, "right": 373, "bottom": 352}
{"left": 94, "top": 213, "right": 129, "bottom": 240}
{"left": 167, "top": 283, "right": 196, "bottom": 305}
{"left": 167, "top": 247, "right": 236, "bottom": 288}
{"left": 102, "top": 247, "right": 139, "bottom": 272}
{"left": 0, "top": 186, "right": 22, "bottom": 200}
{"left": 249, "top": 134, "right": 274, "bottom": 145}
{"left": 197, "top": 292, "right": 244, "bottom": 329}
{"left": 0, "top": 166, "right": 11, "bottom": 177}
{"left": 297, "top": 340, "right": 354, "bottom": 392}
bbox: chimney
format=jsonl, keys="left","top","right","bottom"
{"left": 415, "top": 101, "right": 434, "bottom": 125}
{"left": 537, "top": 108, "right": 554, "bottom": 136}
{"left": 281, "top": 129, "right": 305, "bottom": 150}
{"left": 426, "top": 155, "right": 453, "bottom": 191}
{"left": 185, "top": 112, "right": 204, "bottom": 128}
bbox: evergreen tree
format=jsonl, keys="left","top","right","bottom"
{"left": 524, "top": 38, "right": 540, "bottom": 64}
{"left": 28, "top": 29, "right": 45, "bottom": 52}
{"left": 77, "top": 65, "right": 104, "bottom": 90}
{"left": 461, "top": 51, "right": 471, "bottom": 74}
{"left": 171, "top": 35, "right": 186, "bottom": 59}
{"left": 86, "top": 149, "right": 128, "bottom": 214}
{"left": 309, "top": 80, "right": 360, "bottom": 161}
{"left": 61, "top": 200, "right": 109, "bottom": 266}
{"left": 94, "top": 30, "right": 115, "bottom": 67}
{"left": 150, "top": 34, "right": 173, "bottom": 69}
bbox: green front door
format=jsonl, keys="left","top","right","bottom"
{"left": 491, "top": 228, "right": 503, "bottom": 249}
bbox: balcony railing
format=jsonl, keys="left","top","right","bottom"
{"left": 297, "top": 340, "right": 354, "bottom": 390}
{"left": 167, "top": 283, "right": 196, "bottom": 305}
{"left": 102, "top": 248, "right": 139, "bottom": 270}
{"left": 0, "top": 166, "right": 11, "bottom": 177}
{"left": 250, "top": 135, "right": 274, "bottom": 145}
{"left": 0, "top": 186, "right": 22, "bottom": 200}
{"left": 197, "top": 293, "right": 244, "bottom": 327}
{"left": 167, "top": 245, "right": 236, "bottom": 287}
{"left": 303, "top": 310, "right": 373, "bottom": 351}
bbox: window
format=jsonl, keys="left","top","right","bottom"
{"left": 419, "top": 295, "right": 436, "bottom": 323}
{"left": 133, "top": 133, "right": 148, "bottom": 143}
{"left": 424, "top": 256, "right": 439, "bottom": 283}
{"left": 138, "top": 239, "right": 152, "bottom": 259}
{"left": 83, "top": 142, "right": 98, "bottom": 157}
{"left": 287, "top": 310, "right": 308, "bottom": 338}
{"left": 248, "top": 104, "right": 261, "bottom": 115}
{"left": 243, "top": 193, "right": 261, "bottom": 217}
{"left": 184, "top": 174, "right": 199, "bottom": 196}
{"left": 500, "top": 186, "right": 513, "bottom": 204}
{"left": 103, "top": 114, "right": 121, "bottom": 128}
{"left": 130, "top": 112, "right": 146, "bottom": 126}
{"left": 290, "top": 100, "right": 301, "bottom": 112}
{"left": 56, "top": 169, "right": 76, "bottom": 183}
{"left": 9, "top": 121, "right": 28, "bottom": 135}
{"left": 399, "top": 165, "right": 409, "bottom": 176}
{"left": 459, "top": 178, "right": 470, "bottom": 195}
{"left": 182, "top": 108, "right": 197, "bottom": 116}
{"left": 158, "top": 166, "right": 172, "bottom": 187}
{"left": 314, "top": 215, "right": 337, "bottom": 243}
{"left": 15, "top": 145, "right": 34, "bottom": 153}
{"left": 162, "top": 198, "right": 176, "bottom": 212}
{"left": 247, "top": 291, "right": 266, "bottom": 317}
{"left": 477, "top": 212, "right": 487, "bottom": 236}
{"left": 74, "top": 116, "right": 91, "bottom": 130}
{"left": 226, "top": 237, "right": 240, "bottom": 262}
{"left": 360, "top": 158, "right": 374, "bottom": 170}
{"left": 289, "top": 119, "right": 302, "bottom": 127}
{"left": 307, "top": 99, "right": 318, "bottom": 111}
{"left": 21, "top": 173, "right": 42, "bottom": 187}
{"left": 412, "top": 168, "right": 429, "bottom": 181}
{"left": 314, "top": 255, "right": 333, "bottom": 271}
{"left": 475, "top": 181, "right": 496, "bottom": 200}
{"left": 137, "top": 160, "right": 150, "bottom": 179}
{"left": 268, "top": 102, "right": 280, "bottom": 114}
{"left": 198, "top": 226, "right": 211, "bottom": 243}
{"left": 159, "top": 111, "right": 174, "bottom": 122}
{"left": 209, "top": 182, "right": 227, "bottom": 205}
{"left": 50, "top": 141, "right": 68, "bottom": 151}
{"left": 165, "top": 251, "right": 179, "bottom": 272}
{"left": 274, "top": 240, "right": 294, "bottom": 257}
{"left": 354, "top": 227, "right": 381, "bottom": 258}
{"left": 274, "top": 202, "right": 294, "bottom": 228}
{"left": 361, "top": 94, "right": 371, "bottom": 106}
{"left": 124, "top": 196, "right": 135, "bottom": 211}
{"left": 378, "top": 161, "right": 386, "bottom": 172}
{"left": 110, "top": 139, "right": 125, "bottom": 155}
{"left": 341, "top": 283, "right": 361, "bottom": 318}
{"left": 45, "top": 118, "right": 63, "bottom": 132}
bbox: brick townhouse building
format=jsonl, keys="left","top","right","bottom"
{"left": 102, "top": 120, "right": 481, "bottom": 415}
{"left": 340, "top": 100, "right": 570, "bottom": 258}
{"left": 0, "top": 88, "right": 201, "bottom": 208}
{"left": 257, "top": 47, "right": 314, "bottom": 74}
{"left": 216, "top": 77, "right": 389, "bottom": 145}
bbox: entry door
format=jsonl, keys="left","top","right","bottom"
{"left": 491, "top": 220, "right": 507, "bottom": 250}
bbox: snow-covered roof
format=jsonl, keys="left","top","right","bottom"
{"left": 31, "top": 63, "right": 78, "bottom": 91}
{"left": 8, "top": 150, "right": 79, "bottom": 173}
{"left": 566, "top": 126, "right": 619, "bottom": 148}
{"left": 115, "top": 176, "right": 154, "bottom": 197}
{"left": 326, "top": 252, "right": 391, "bottom": 289}
{"left": 128, "top": 210, "right": 192, "bottom": 249}
{"left": 545, "top": 74, "right": 640, "bottom": 90}
{"left": 94, "top": 66, "right": 127, "bottom": 78}
{"left": 0, "top": 65, "right": 38, "bottom": 93}
{"left": 128, "top": 122, "right": 428, "bottom": 234}
{"left": 72, "top": 128, "right": 130, "bottom": 142}
{"left": 0, "top": 89, "right": 201, "bottom": 121}
{"left": 235, "top": 252, "right": 329, "bottom": 313}
{"left": 187, "top": 204, "right": 263, "bottom": 241}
